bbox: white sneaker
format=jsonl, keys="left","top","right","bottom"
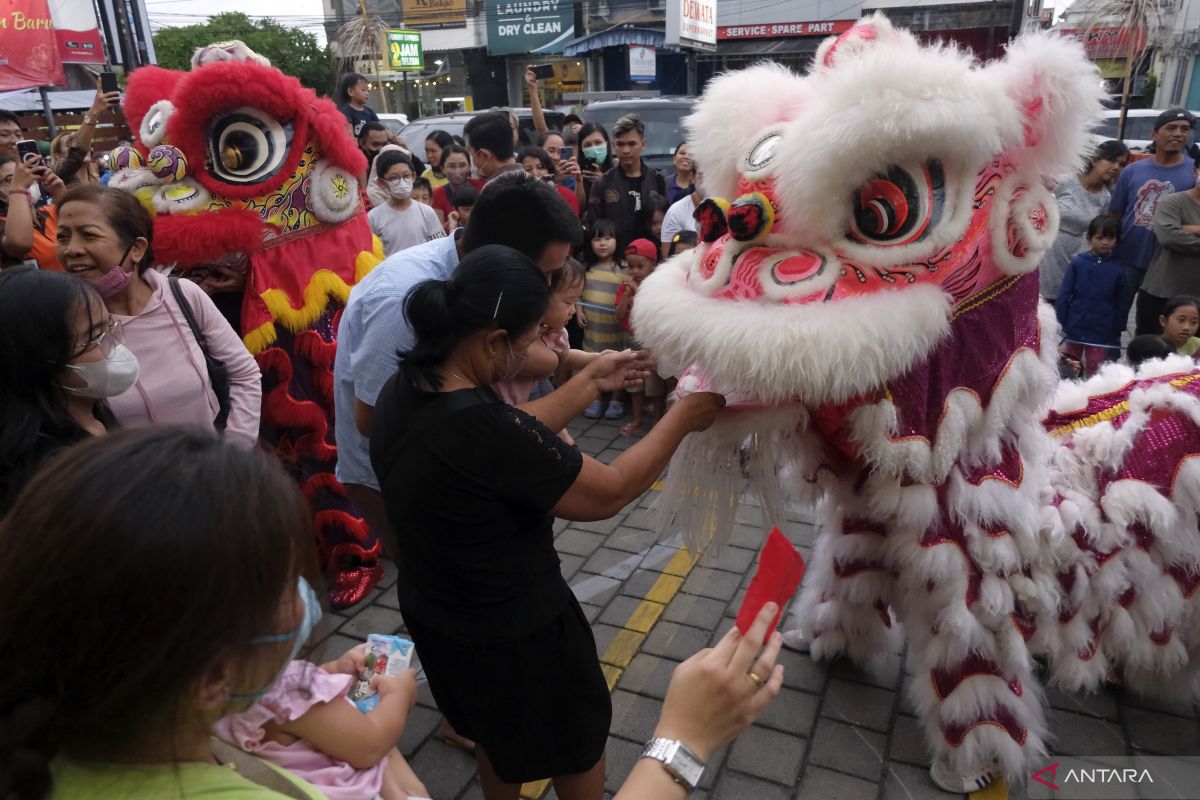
{"left": 780, "top": 628, "right": 810, "bottom": 653}
{"left": 929, "top": 755, "right": 997, "bottom": 793}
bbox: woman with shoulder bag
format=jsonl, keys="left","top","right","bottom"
{"left": 54, "top": 185, "right": 262, "bottom": 446}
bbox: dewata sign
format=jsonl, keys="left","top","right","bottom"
{"left": 666, "top": 0, "right": 717, "bottom": 50}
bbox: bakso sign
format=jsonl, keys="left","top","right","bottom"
{"left": 484, "top": 0, "right": 574, "bottom": 56}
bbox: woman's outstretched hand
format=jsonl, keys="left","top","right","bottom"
{"left": 586, "top": 349, "right": 651, "bottom": 393}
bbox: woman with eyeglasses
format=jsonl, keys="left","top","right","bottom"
{"left": 0, "top": 268, "right": 133, "bottom": 514}
{"left": 54, "top": 184, "right": 262, "bottom": 447}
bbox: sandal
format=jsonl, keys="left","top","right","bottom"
{"left": 604, "top": 401, "right": 626, "bottom": 419}
{"left": 619, "top": 420, "right": 643, "bottom": 437}
{"left": 583, "top": 399, "right": 603, "bottom": 419}
{"left": 438, "top": 718, "right": 476, "bottom": 752}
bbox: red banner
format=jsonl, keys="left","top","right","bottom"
{"left": 718, "top": 20, "right": 855, "bottom": 40}
{"left": 0, "top": 0, "right": 66, "bottom": 91}
{"left": 49, "top": 0, "right": 106, "bottom": 64}
{"left": 1059, "top": 27, "right": 1147, "bottom": 60}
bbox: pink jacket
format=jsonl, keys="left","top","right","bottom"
{"left": 109, "top": 269, "right": 262, "bottom": 447}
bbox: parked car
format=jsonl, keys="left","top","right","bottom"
{"left": 396, "top": 108, "right": 565, "bottom": 153}
{"left": 582, "top": 97, "right": 697, "bottom": 174}
{"left": 377, "top": 113, "right": 409, "bottom": 137}
{"left": 1093, "top": 108, "right": 1199, "bottom": 153}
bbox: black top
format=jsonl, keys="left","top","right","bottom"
{"left": 0, "top": 405, "right": 117, "bottom": 517}
{"left": 370, "top": 377, "right": 583, "bottom": 641}
{"left": 340, "top": 104, "right": 379, "bottom": 138}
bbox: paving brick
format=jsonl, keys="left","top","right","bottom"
{"left": 558, "top": 553, "right": 586, "bottom": 581}
{"left": 796, "top": 765, "right": 880, "bottom": 800}
{"left": 609, "top": 689, "right": 662, "bottom": 744}
{"left": 727, "top": 523, "right": 770, "bottom": 550}
{"left": 606, "top": 526, "right": 659, "bottom": 554}
{"left": 710, "top": 770, "right": 792, "bottom": 800}
{"left": 1045, "top": 686, "right": 1121, "bottom": 721}
{"left": 555, "top": 528, "right": 608, "bottom": 557}
{"left": 642, "top": 543, "right": 691, "bottom": 574}
{"left": 307, "top": 607, "right": 345, "bottom": 644}
{"left": 618, "top": 653, "right": 676, "bottom": 700}
{"left": 396, "top": 704, "right": 441, "bottom": 757}
{"left": 1045, "top": 709, "right": 1127, "bottom": 756}
{"left": 306, "top": 633, "right": 359, "bottom": 665}
{"left": 408, "top": 739, "right": 477, "bottom": 799}
{"left": 414, "top": 678, "right": 438, "bottom": 710}
{"left": 618, "top": 568, "right": 666, "bottom": 600}
{"left": 576, "top": 435, "right": 612, "bottom": 452}
{"left": 1124, "top": 706, "right": 1200, "bottom": 755}
{"left": 572, "top": 514, "right": 627, "bottom": 534}
{"left": 754, "top": 686, "right": 819, "bottom": 736}
{"left": 591, "top": 623, "right": 624, "bottom": 657}
{"left": 807, "top": 718, "right": 887, "bottom": 781}
{"left": 579, "top": 602, "right": 602, "bottom": 623}
{"left": 777, "top": 647, "right": 830, "bottom": 694}
{"left": 1123, "top": 690, "right": 1198, "bottom": 719}
{"left": 598, "top": 595, "right": 647, "bottom": 628}
{"left": 377, "top": 557, "right": 399, "bottom": 589}
{"left": 662, "top": 593, "right": 728, "bottom": 630}
{"left": 681, "top": 567, "right": 742, "bottom": 601}
{"left": 735, "top": 504, "right": 765, "bottom": 528}
{"left": 882, "top": 762, "right": 948, "bottom": 800}
{"left": 725, "top": 725, "right": 806, "bottom": 785}
{"left": 641, "top": 621, "right": 712, "bottom": 661}
{"left": 603, "top": 735, "right": 645, "bottom": 795}
{"left": 888, "top": 714, "right": 932, "bottom": 767}
{"left": 374, "top": 587, "right": 402, "bottom": 610}
{"left": 830, "top": 649, "right": 904, "bottom": 691}
{"left": 583, "top": 547, "right": 641, "bottom": 580}
{"left": 821, "top": 678, "right": 896, "bottom": 732}
{"left": 700, "top": 544, "right": 756, "bottom": 574}
{"left": 622, "top": 507, "right": 659, "bottom": 532}
{"left": 596, "top": 448, "right": 621, "bottom": 464}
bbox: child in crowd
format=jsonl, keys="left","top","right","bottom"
{"left": 411, "top": 177, "right": 433, "bottom": 207}
{"left": 336, "top": 72, "right": 379, "bottom": 138}
{"left": 615, "top": 239, "right": 664, "bottom": 436}
{"left": 213, "top": 644, "right": 430, "bottom": 800}
{"left": 668, "top": 230, "right": 699, "bottom": 258}
{"left": 367, "top": 150, "right": 444, "bottom": 257}
{"left": 1159, "top": 294, "right": 1200, "bottom": 356}
{"left": 1054, "top": 214, "right": 1126, "bottom": 376}
{"left": 647, "top": 192, "right": 669, "bottom": 247}
{"left": 446, "top": 183, "right": 478, "bottom": 232}
{"left": 578, "top": 219, "right": 626, "bottom": 418}
{"left": 1126, "top": 333, "right": 1175, "bottom": 367}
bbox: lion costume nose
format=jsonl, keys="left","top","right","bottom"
{"left": 146, "top": 144, "right": 188, "bottom": 182}
{"left": 726, "top": 192, "right": 775, "bottom": 242}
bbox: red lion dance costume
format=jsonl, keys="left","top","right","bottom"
{"left": 634, "top": 15, "right": 1200, "bottom": 788}
{"left": 110, "top": 42, "right": 384, "bottom": 607}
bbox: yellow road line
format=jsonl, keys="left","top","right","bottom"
{"left": 520, "top": 529, "right": 700, "bottom": 798}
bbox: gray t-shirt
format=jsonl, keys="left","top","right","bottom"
{"left": 1038, "top": 178, "right": 1111, "bottom": 299}
{"left": 368, "top": 201, "right": 445, "bottom": 257}
{"left": 1142, "top": 191, "right": 1200, "bottom": 299}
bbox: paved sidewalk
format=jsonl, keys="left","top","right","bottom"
{"left": 308, "top": 415, "right": 1200, "bottom": 800}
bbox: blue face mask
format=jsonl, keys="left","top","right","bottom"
{"left": 227, "top": 576, "right": 323, "bottom": 703}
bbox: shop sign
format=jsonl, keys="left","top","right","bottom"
{"left": 717, "top": 20, "right": 854, "bottom": 40}
{"left": 0, "top": 0, "right": 65, "bottom": 90}
{"left": 386, "top": 29, "right": 424, "bottom": 71}
{"left": 1058, "top": 27, "right": 1146, "bottom": 60}
{"left": 401, "top": 0, "right": 466, "bottom": 30}
{"left": 629, "top": 45, "right": 656, "bottom": 82}
{"left": 666, "top": 0, "right": 717, "bottom": 50}
{"left": 485, "top": 0, "right": 574, "bottom": 56}
{"left": 47, "top": 0, "right": 105, "bottom": 63}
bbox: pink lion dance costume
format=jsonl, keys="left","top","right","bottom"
{"left": 633, "top": 15, "right": 1200, "bottom": 784}
{"left": 110, "top": 42, "right": 385, "bottom": 608}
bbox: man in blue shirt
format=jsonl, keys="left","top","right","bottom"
{"left": 334, "top": 171, "right": 580, "bottom": 553}
{"left": 1108, "top": 108, "right": 1197, "bottom": 335}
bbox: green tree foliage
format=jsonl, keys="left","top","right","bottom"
{"left": 153, "top": 12, "right": 333, "bottom": 94}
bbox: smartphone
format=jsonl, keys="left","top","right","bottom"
{"left": 560, "top": 145, "right": 574, "bottom": 161}
{"left": 100, "top": 70, "right": 119, "bottom": 94}
{"left": 15, "top": 139, "right": 41, "bottom": 166}
{"left": 580, "top": 155, "right": 597, "bottom": 172}
{"left": 529, "top": 64, "right": 555, "bottom": 80}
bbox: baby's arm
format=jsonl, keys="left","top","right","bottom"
{"left": 277, "top": 672, "right": 417, "bottom": 770}
{"left": 562, "top": 348, "right": 602, "bottom": 371}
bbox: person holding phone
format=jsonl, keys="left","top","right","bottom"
{"left": 50, "top": 77, "right": 121, "bottom": 188}
{"left": 0, "top": 153, "right": 65, "bottom": 270}
{"left": 572, "top": 122, "right": 612, "bottom": 210}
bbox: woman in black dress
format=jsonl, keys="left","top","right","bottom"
{"left": 370, "top": 244, "right": 723, "bottom": 800}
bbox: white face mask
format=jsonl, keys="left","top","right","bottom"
{"left": 387, "top": 177, "right": 414, "bottom": 200}
{"left": 63, "top": 344, "right": 140, "bottom": 399}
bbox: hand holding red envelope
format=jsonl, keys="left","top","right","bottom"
{"left": 735, "top": 528, "right": 806, "bottom": 635}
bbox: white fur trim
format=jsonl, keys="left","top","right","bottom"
{"left": 308, "top": 162, "right": 360, "bottom": 223}
{"left": 632, "top": 257, "right": 953, "bottom": 405}
{"left": 139, "top": 99, "right": 175, "bottom": 149}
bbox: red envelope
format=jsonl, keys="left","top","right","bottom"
{"left": 735, "top": 527, "right": 806, "bottom": 635}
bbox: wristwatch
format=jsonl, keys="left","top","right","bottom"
{"left": 640, "top": 737, "right": 705, "bottom": 791}
{"left": 82, "top": 113, "right": 97, "bottom": 125}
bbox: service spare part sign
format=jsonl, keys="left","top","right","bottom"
{"left": 484, "top": 0, "right": 574, "bottom": 55}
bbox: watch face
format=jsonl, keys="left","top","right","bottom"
{"left": 667, "top": 744, "right": 705, "bottom": 789}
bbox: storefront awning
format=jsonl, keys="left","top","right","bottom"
{"left": 714, "top": 37, "right": 823, "bottom": 57}
{"left": 563, "top": 26, "right": 679, "bottom": 57}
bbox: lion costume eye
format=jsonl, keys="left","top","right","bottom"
{"left": 139, "top": 100, "right": 176, "bottom": 148}
{"left": 207, "top": 108, "right": 294, "bottom": 185}
{"left": 745, "top": 133, "right": 782, "bottom": 171}
{"left": 849, "top": 161, "right": 946, "bottom": 247}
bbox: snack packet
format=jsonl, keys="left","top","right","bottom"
{"left": 348, "top": 634, "right": 414, "bottom": 713}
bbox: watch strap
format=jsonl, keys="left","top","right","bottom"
{"left": 641, "top": 737, "right": 705, "bottom": 791}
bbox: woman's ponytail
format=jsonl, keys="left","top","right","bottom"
{"left": 403, "top": 279, "right": 460, "bottom": 390}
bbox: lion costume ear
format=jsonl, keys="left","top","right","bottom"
{"left": 987, "top": 32, "right": 1107, "bottom": 178}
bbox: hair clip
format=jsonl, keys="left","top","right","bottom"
{"left": 493, "top": 291, "right": 504, "bottom": 319}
